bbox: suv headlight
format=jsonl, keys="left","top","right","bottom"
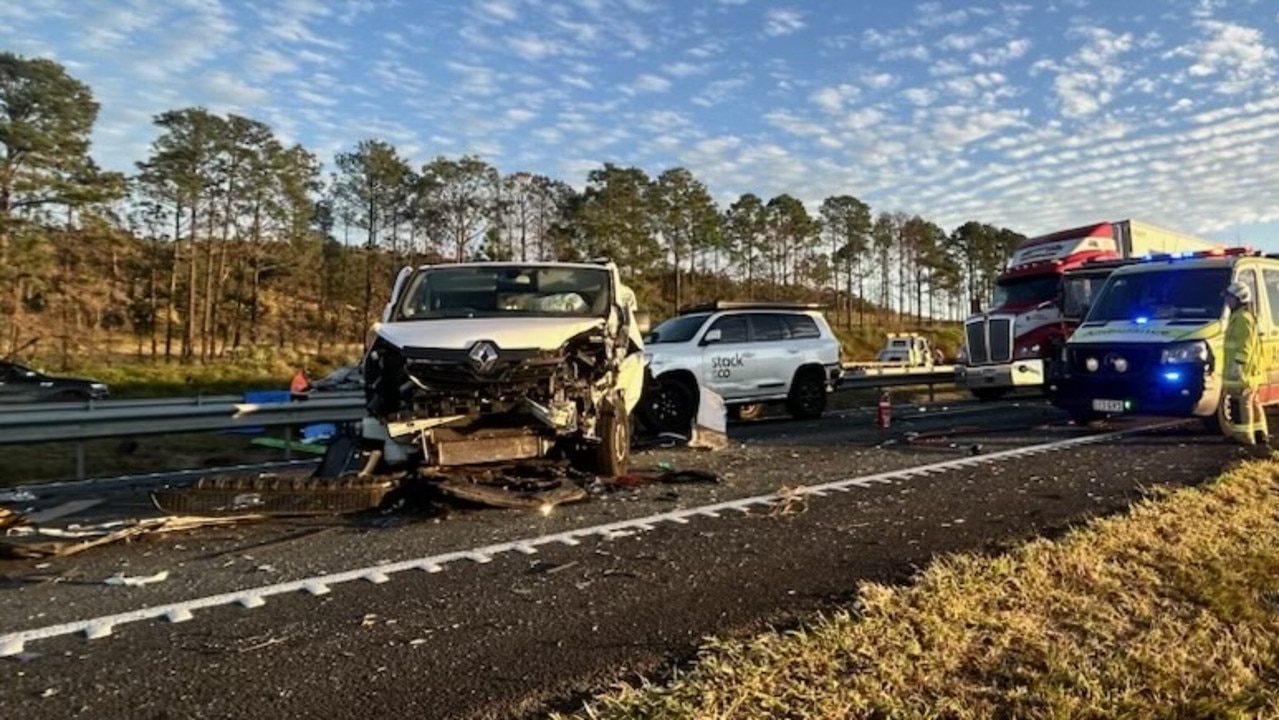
{"left": 1160, "top": 341, "right": 1209, "bottom": 364}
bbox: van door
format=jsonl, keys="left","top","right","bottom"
{"left": 1260, "top": 268, "right": 1279, "bottom": 402}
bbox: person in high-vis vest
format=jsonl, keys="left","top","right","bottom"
{"left": 1219, "top": 280, "right": 1268, "bottom": 449}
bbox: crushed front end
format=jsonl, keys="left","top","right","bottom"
{"left": 357, "top": 262, "right": 646, "bottom": 477}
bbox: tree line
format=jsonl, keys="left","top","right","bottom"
{"left": 0, "top": 51, "right": 1025, "bottom": 366}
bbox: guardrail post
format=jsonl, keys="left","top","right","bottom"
{"left": 928, "top": 383, "right": 936, "bottom": 403}
{"left": 74, "top": 441, "right": 86, "bottom": 480}
{"left": 284, "top": 425, "right": 293, "bottom": 460}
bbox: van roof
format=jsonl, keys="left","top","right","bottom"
{"left": 1105, "top": 253, "right": 1279, "bottom": 277}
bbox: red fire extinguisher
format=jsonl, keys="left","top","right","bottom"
{"left": 876, "top": 392, "right": 892, "bottom": 430}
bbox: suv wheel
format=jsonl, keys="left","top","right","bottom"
{"left": 786, "top": 368, "right": 827, "bottom": 419}
{"left": 644, "top": 376, "right": 696, "bottom": 435}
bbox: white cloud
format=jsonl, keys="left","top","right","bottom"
{"left": 477, "top": 0, "right": 519, "bottom": 22}
{"left": 627, "top": 74, "right": 672, "bottom": 94}
{"left": 504, "top": 108, "right": 538, "bottom": 123}
{"left": 810, "top": 84, "right": 859, "bottom": 113}
{"left": 1176, "top": 20, "right": 1276, "bottom": 94}
{"left": 764, "top": 9, "right": 804, "bottom": 36}
{"left": 1036, "top": 26, "right": 1135, "bottom": 118}
{"left": 969, "top": 38, "right": 1031, "bottom": 67}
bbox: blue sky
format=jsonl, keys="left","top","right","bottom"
{"left": 6, "top": 0, "right": 1279, "bottom": 249}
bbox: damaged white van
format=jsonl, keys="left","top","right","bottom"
{"left": 359, "top": 261, "right": 647, "bottom": 477}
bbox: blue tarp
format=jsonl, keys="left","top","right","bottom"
{"left": 226, "top": 389, "right": 293, "bottom": 434}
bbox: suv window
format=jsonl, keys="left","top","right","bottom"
{"left": 750, "top": 314, "right": 787, "bottom": 342}
{"left": 709, "top": 315, "right": 749, "bottom": 343}
{"left": 647, "top": 313, "right": 710, "bottom": 344}
{"left": 784, "top": 314, "right": 821, "bottom": 339}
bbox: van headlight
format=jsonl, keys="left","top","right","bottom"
{"left": 1160, "top": 341, "right": 1209, "bottom": 364}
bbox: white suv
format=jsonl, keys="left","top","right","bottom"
{"left": 640, "top": 302, "right": 843, "bottom": 429}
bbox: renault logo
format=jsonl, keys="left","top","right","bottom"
{"left": 468, "top": 341, "right": 499, "bottom": 372}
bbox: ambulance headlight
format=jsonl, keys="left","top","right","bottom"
{"left": 1160, "top": 341, "right": 1209, "bottom": 364}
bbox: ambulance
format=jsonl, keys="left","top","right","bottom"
{"left": 1051, "top": 247, "right": 1279, "bottom": 426}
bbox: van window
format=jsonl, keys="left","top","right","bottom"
{"left": 1261, "top": 269, "right": 1279, "bottom": 325}
{"left": 1236, "top": 267, "right": 1261, "bottom": 317}
{"left": 1088, "top": 268, "right": 1230, "bottom": 322}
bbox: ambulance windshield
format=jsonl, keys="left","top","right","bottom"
{"left": 1086, "top": 268, "right": 1230, "bottom": 323}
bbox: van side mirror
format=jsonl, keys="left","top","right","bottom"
{"left": 701, "top": 328, "right": 723, "bottom": 345}
{"left": 634, "top": 310, "right": 651, "bottom": 335}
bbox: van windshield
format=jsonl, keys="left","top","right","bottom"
{"left": 1086, "top": 268, "right": 1231, "bottom": 323}
{"left": 395, "top": 265, "right": 612, "bottom": 320}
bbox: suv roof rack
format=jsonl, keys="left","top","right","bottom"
{"left": 677, "top": 300, "right": 828, "bottom": 314}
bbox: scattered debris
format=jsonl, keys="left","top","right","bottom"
{"left": 104, "top": 570, "right": 169, "bottom": 587}
{"left": 0, "top": 507, "right": 25, "bottom": 530}
{"left": 435, "top": 478, "right": 586, "bottom": 510}
{"left": 1, "top": 515, "right": 265, "bottom": 559}
{"left": 659, "top": 469, "right": 720, "bottom": 485}
{"left": 151, "top": 474, "right": 394, "bottom": 516}
{"left": 0, "top": 489, "right": 37, "bottom": 503}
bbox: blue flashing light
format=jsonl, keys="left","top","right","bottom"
{"left": 1134, "top": 316, "right": 1149, "bottom": 324}
{"left": 1163, "top": 371, "right": 1182, "bottom": 382}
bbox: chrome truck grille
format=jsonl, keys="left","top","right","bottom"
{"left": 964, "top": 316, "right": 1014, "bottom": 364}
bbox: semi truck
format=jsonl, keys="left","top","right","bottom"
{"left": 955, "top": 219, "right": 1226, "bottom": 401}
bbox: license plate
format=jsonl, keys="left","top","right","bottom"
{"left": 1092, "top": 399, "right": 1125, "bottom": 413}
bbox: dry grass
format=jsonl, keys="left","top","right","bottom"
{"left": 563, "top": 460, "right": 1279, "bottom": 719}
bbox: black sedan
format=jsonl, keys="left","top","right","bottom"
{"left": 0, "top": 361, "right": 110, "bottom": 403}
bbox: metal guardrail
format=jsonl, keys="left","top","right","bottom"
{"left": 0, "top": 391, "right": 364, "bottom": 415}
{"left": 843, "top": 364, "right": 956, "bottom": 377}
{"left": 0, "top": 376, "right": 958, "bottom": 449}
{"left": 0, "top": 396, "right": 368, "bottom": 445}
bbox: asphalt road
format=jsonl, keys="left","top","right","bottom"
{"left": 0, "top": 400, "right": 1251, "bottom": 719}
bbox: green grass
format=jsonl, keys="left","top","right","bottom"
{"left": 22, "top": 345, "right": 363, "bottom": 398}
{"left": 560, "top": 460, "right": 1279, "bottom": 719}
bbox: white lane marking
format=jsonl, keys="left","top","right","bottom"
{"left": 0, "top": 422, "right": 1177, "bottom": 658}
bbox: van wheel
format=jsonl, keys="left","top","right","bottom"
{"left": 584, "top": 398, "right": 629, "bottom": 477}
{"left": 786, "top": 368, "right": 827, "bottom": 419}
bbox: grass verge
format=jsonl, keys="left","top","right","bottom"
{"left": 561, "top": 459, "right": 1279, "bottom": 719}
